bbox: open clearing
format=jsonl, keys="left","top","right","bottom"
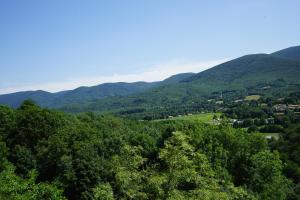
{"left": 245, "top": 95, "right": 261, "bottom": 101}
{"left": 155, "top": 113, "right": 221, "bottom": 123}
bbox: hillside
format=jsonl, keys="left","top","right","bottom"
{"left": 161, "top": 72, "right": 195, "bottom": 84}
{"left": 0, "top": 90, "right": 56, "bottom": 108}
{"left": 0, "top": 82, "right": 160, "bottom": 108}
{"left": 271, "top": 45, "right": 300, "bottom": 61}
{"left": 0, "top": 73, "right": 194, "bottom": 108}
{"left": 184, "top": 53, "right": 300, "bottom": 87}
{"left": 0, "top": 46, "right": 300, "bottom": 116}
{"left": 58, "top": 46, "right": 300, "bottom": 116}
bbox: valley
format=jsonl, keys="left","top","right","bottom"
{"left": 1, "top": 1, "right": 300, "bottom": 199}
{"left": 1, "top": 46, "right": 299, "bottom": 199}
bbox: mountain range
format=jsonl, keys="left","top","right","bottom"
{"left": 0, "top": 73, "right": 195, "bottom": 108}
{"left": 1, "top": 46, "right": 300, "bottom": 117}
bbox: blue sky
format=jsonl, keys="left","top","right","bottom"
{"left": 0, "top": 0, "right": 299, "bottom": 94}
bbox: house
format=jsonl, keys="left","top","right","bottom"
{"left": 274, "top": 104, "right": 288, "bottom": 112}
{"left": 274, "top": 104, "right": 300, "bottom": 112}
{"left": 288, "top": 104, "right": 300, "bottom": 111}
{"left": 237, "top": 120, "right": 244, "bottom": 124}
{"left": 261, "top": 86, "right": 271, "bottom": 90}
{"left": 266, "top": 118, "right": 275, "bottom": 124}
{"left": 234, "top": 99, "right": 243, "bottom": 103}
{"left": 230, "top": 119, "right": 238, "bottom": 123}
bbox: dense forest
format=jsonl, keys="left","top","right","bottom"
{"left": 0, "top": 100, "right": 299, "bottom": 199}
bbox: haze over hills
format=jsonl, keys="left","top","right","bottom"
{"left": 0, "top": 73, "right": 195, "bottom": 108}
{"left": 0, "top": 46, "right": 300, "bottom": 115}
{"left": 58, "top": 46, "right": 300, "bottom": 115}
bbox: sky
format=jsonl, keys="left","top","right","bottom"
{"left": 0, "top": 0, "right": 299, "bottom": 94}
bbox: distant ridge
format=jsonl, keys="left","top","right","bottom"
{"left": 0, "top": 73, "right": 195, "bottom": 108}
{"left": 271, "top": 45, "right": 300, "bottom": 61}
{"left": 183, "top": 53, "right": 300, "bottom": 85}
{"left": 55, "top": 45, "right": 300, "bottom": 114}
{"left": 0, "top": 46, "right": 300, "bottom": 114}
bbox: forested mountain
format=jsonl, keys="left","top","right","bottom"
{"left": 0, "top": 46, "right": 300, "bottom": 117}
{"left": 0, "top": 46, "right": 300, "bottom": 199}
{"left": 160, "top": 72, "right": 195, "bottom": 84}
{"left": 0, "top": 73, "right": 195, "bottom": 108}
{"left": 0, "top": 82, "right": 159, "bottom": 108}
{"left": 0, "top": 90, "right": 55, "bottom": 109}
{"left": 271, "top": 45, "right": 300, "bottom": 61}
{"left": 58, "top": 46, "right": 300, "bottom": 116}
{"left": 48, "top": 82, "right": 160, "bottom": 107}
{"left": 184, "top": 53, "right": 300, "bottom": 85}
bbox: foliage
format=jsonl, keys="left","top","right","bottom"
{"left": 249, "top": 151, "right": 290, "bottom": 200}
{"left": 0, "top": 164, "right": 65, "bottom": 200}
{"left": 92, "top": 183, "right": 114, "bottom": 200}
{"left": 0, "top": 101, "right": 296, "bottom": 199}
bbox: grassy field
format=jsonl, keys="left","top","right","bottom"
{"left": 245, "top": 95, "right": 261, "bottom": 101}
{"left": 155, "top": 113, "right": 221, "bottom": 123}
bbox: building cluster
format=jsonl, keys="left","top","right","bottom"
{"left": 274, "top": 104, "right": 300, "bottom": 112}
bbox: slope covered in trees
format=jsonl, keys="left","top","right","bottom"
{"left": 1, "top": 46, "right": 300, "bottom": 118}
{"left": 271, "top": 45, "right": 300, "bottom": 61}
{"left": 0, "top": 101, "right": 297, "bottom": 199}
{"left": 57, "top": 46, "right": 300, "bottom": 116}
{"left": 0, "top": 82, "right": 160, "bottom": 108}
{"left": 60, "top": 54, "right": 300, "bottom": 118}
{"left": 0, "top": 73, "right": 195, "bottom": 108}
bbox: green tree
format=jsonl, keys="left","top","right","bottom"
{"left": 9, "top": 145, "right": 36, "bottom": 176}
{"left": 249, "top": 150, "right": 291, "bottom": 200}
{"left": 92, "top": 183, "right": 114, "bottom": 200}
{"left": 112, "top": 145, "right": 148, "bottom": 199}
{"left": 8, "top": 101, "right": 63, "bottom": 150}
{"left": 0, "top": 105, "right": 15, "bottom": 139}
{"left": 0, "top": 141, "right": 9, "bottom": 170}
{"left": 157, "top": 131, "right": 252, "bottom": 199}
{"left": 0, "top": 164, "right": 66, "bottom": 200}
